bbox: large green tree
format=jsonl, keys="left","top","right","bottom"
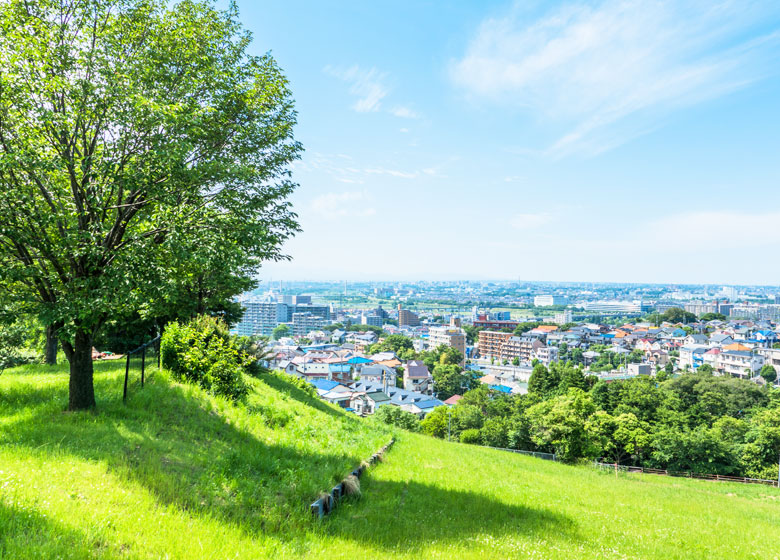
{"left": 0, "top": 0, "right": 301, "bottom": 409}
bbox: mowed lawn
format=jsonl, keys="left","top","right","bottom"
{"left": 1, "top": 362, "right": 779, "bottom": 559}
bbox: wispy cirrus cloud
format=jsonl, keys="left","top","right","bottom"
{"left": 390, "top": 106, "right": 420, "bottom": 119}
{"left": 324, "top": 65, "right": 389, "bottom": 112}
{"left": 451, "top": 1, "right": 780, "bottom": 156}
{"left": 324, "top": 66, "right": 422, "bottom": 118}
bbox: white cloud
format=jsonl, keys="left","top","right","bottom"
{"left": 390, "top": 106, "right": 420, "bottom": 119}
{"left": 399, "top": 127, "right": 410, "bottom": 133}
{"left": 311, "top": 190, "right": 377, "bottom": 218}
{"left": 510, "top": 212, "right": 553, "bottom": 230}
{"left": 451, "top": 1, "right": 780, "bottom": 155}
{"left": 324, "top": 65, "right": 389, "bottom": 112}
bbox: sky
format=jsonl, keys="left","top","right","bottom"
{"left": 232, "top": 0, "right": 780, "bottom": 285}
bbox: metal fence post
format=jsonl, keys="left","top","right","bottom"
{"left": 123, "top": 353, "right": 130, "bottom": 403}
{"left": 141, "top": 346, "right": 145, "bottom": 387}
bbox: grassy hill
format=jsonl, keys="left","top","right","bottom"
{"left": 1, "top": 362, "right": 780, "bottom": 559}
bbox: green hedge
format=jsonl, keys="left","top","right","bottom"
{"left": 161, "top": 316, "right": 250, "bottom": 401}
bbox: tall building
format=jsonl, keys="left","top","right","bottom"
{"left": 235, "top": 298, "right": 288, "bottom": 336}
{"left": 397, "top": 304, "right": 420, "bottom": 327}
{"left": 478, "top": 330, "right": 513, "bottom": 359}
{"left": 291, "top": 312, "right": 326, "bottom": 336}
{"left": 427, "top": 323, "right": 466, "bottom": 363}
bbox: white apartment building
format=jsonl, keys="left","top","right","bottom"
{"left": 533, "top": 345, "right": 559, "bottom": 366}
{"left": 534, "top": 294, "right": 567, "bottom": 307}
{"left": 716, "top": 350, "right": 764, "bottom": 378}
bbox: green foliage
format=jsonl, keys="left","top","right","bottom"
{"left": 161, "top": 316, "right": 249, "bottom": 401}
{"left": 527, "top": 389, "right": 601, "bottom": 462}
{"left": 419, "top": 406, "right": 448, "bottom": 438}
{"left": 368, "top": 334, "right": 415, "bottom": 357}
{"left": 759, "top": 364, "right": 777, "bottom": 384}
{"left": 432, "top": 364, "right": 477, "bottom": 401}
{"left": 459, "top": 428, "right": 481, "bottom": 444}
{"left": 528, "top": 363, "right": 560, "bottom": 398}
{"left": 660, "top": 307, "right": 697, "bottom": 324}
{"left": 374, "top": 405, "right": 421, "bottom": 432}
{"left": 700, "top": 312, "right": 727, "bottom": 322}
{"left": 272, "top": 324, "right": 291, "bottom": 341}
{"left": 0, "top": 0, "right": 301, "bottom": 409}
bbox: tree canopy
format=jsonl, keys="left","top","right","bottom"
{"left": 0, "top": 0, "right": 301, "bottom": 409}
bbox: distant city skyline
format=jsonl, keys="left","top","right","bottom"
{"left": 235, "top": 0, "right": 780, "bottom": 284}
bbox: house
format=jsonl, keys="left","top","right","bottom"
{"left": 403, "top": 360, "right": 433, "bottom": 394}
{"left": 295, "top": 362, "right": 331, "bottom": 380}
{"left": 310, "top": 379, "right": 353, "bottom": 407}
{"left": 684, "top": 334, "right": 708, "bottom": 346}
{"left": 679, "top": 345, "right": 708, "bottom": 370}
{"left": 330, "top": 329, "right": 346, "bottom": 344}
{"left": 350, "top": 390, "right": 391, "bottom": 415}
{"left": 328, "top": 363, "right": 354, "bottom": 383}
{"left": 709, "top": 333, "right": 734, "bottom": 347}
{"left": 400, "top": 398, "right": 445, "bottom": 418}
{"left": 359, "top": 364, "right": 397, "bottom": 387}
{"left": 276, "top": 360, "right": 299, "bottom": 376}
{"left": 443, "top": 394, "right": 462, "bottom": 406}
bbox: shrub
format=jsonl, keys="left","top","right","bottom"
{"left": 460, "top": 429, "right": 481, "bottom": 444}
{"left": 374, "top": 405, "right": 421, "bottom": 432}
{"left": 160, "top": 316, "right": 249, "bottom": 401}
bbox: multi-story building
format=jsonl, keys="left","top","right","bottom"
{"left": 534, "top": 295, "right": 567, "bottom": 307}
{"left": 291, "top": 312, "right": 327, "bottom": 336}
{"left": 477, "top": 331, "right": 544, "bottom": 363}
{"left": 716, "top": 350, "right": 764, "bottom": 378}
{"left": 235, "top": 299, "right": 289, "bottom": 336}
{"left": 427, "top": 323, "right": 466, "bottom": 363}
{"left": 397, "top": 305, "right": 420, "bottom": 327}
{"left": 756, "top": 347, "right": 780, "bottom": 377}
{"left": 362, "top": 314, "right": 383, "bottom": 327}
{"left": 478, "top": 331, "right": 513, "bottom": 359}
{"left": 553, "top": 309, "right": 573, "bottom": 325}
{"left": 533, "top": 345, "right": 559, "bottom": 365}
{"left": 473, "top": 318, "right": 519, "bottom": 330}
{"left": 683, "top": 301, "right": 733, "bottom": 317}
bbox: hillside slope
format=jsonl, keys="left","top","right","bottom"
{"left": 1, "top": 363, "right": 779, "bottom": 559}
{"left": 0, "top": 362, "right": 390, "bottom": 558}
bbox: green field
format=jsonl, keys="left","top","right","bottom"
{"left": 1, "top": 362, "right": 779, "bottom": 559}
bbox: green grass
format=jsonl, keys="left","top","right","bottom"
{"left": 1, "top": 362, "right": 780, "bottom": 559}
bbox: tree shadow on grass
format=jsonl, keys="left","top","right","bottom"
{"left": 256, "top": 371, "right": 353, "bottom": 421}
{"left": 0, "top": 371, "right": 371, "bottom": 540}
{"left": 324, "top": 477, "right": 580, "bottom": 552}
{"left": 0, "top": 501, "right": 138, "bottom": 559}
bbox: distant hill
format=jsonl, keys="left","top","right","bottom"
{"left": 1, "top": 362, "right": 778, "bottom": 559}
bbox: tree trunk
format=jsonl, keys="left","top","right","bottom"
{"left": 44, "top": 324, "right": 58, "bottom": 366}
{"left": 64, "top": 330, "right": 96, "bottom": 410}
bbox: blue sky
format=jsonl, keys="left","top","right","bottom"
{"left": 235, "top": 0, "right": 780, "bottom": 285}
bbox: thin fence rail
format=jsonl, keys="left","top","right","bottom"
{"left": 123, "top": 336, "right": 161, "bottom": 403}
{"left": 486, "top": 447, "right": 558, "bottom": 462}
{"left": 593, "top": 461, "right": 780, "bottom": 488}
